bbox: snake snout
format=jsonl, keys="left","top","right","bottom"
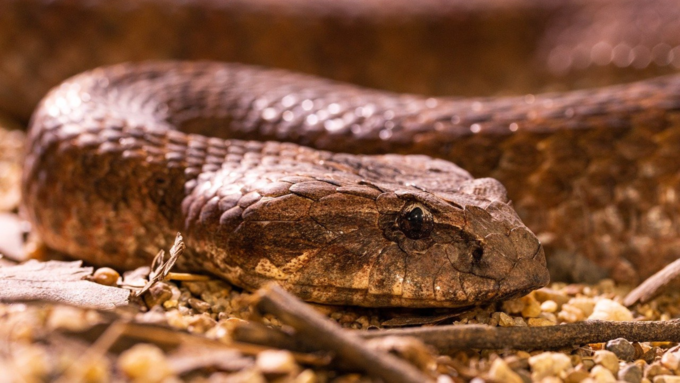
{"left": 462, "top": 206, "right": 550, "bottom": 297}
{"left": 415, "top": 203, "right": 550, "bottom": 306}
{"left": 496, "top": 242, "right": 550, "bottom": 300}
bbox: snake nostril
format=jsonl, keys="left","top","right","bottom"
{"left": 472, "top": 247, "right": 484, "bottom": 262}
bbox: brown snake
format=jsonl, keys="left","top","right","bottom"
{"left": 23, "top": 61, "right": 549, "bottom": 308}
{"left": 10, "top": 0, "right": 680, "bottom": 307}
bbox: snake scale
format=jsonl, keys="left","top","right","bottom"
{"left": 8, "top": 0, "right": 680, "bottom": 307}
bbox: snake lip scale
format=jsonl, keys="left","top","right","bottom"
{"left": 21, "top": 61, "right": 550, "bottom": 308}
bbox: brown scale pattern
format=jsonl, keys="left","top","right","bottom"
{"left": 23, "top": 62, "right": 549, "bottom": 307}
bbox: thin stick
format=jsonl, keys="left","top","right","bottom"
{"left": 114, "top": 321, "right": 330, "bottom": 366}
{"left": 360, "top": 319, "right": 680, "bottom": 353}
{"left": 136, "top": 233, "right": 185, "bottom": 297}
{"left": 624, "top": 258, "right": 680, "bottom": 306}
{"left": 164, "top": 272, "right": 211, "bottom": 281}
{"left": 54, "top": 321, "right": 126, "bottom": 383}
{"left": 254, "top": 283, "right": 433, "bottom": 383}
{"left": 231, "top": 321, "right": 317, "bottom": 353}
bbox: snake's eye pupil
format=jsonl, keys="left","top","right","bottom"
{"left": 399, "top": 205, "right": 434, "bottom": 239}
{"left": 407, "top": 207, "right": 423, "bottom": 229}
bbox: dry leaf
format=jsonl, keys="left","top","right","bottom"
{"left": 0, "top": 260, "right": 130, "bottom": 309}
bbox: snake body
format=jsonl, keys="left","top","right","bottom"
{"left": 11, "top": 0, "right": 680, "bottom": 307}
{"left": 23, "top": 62, "right": 548, "bottom": 307}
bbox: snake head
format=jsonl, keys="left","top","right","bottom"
{"left": 203, "top": 151, "right": 549, "bottom": 308}
{"left": 364, "top": 184, "right": 550, "bottom": 308}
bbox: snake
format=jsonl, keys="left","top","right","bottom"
{"left": 10, "top": 0, "right": 680, "bottom": 307}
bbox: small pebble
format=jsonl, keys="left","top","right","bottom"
{"left": 540, "top": 300, "right": 558, "bottom": 313}
{"left": 294, "top": 369, "right": 317, "bottom": 383}
{"left": 590, "top": 365, "right": 617, "bottom": 382}
{"left": 118, "top": 343, "right": 173, "bottom": 383}
{"left": 498, "top": 312, "right": 515, "bottom": 327}
{"left": 533, "top": 288, "right": 570, "bottom": 306}
{"left": 162, "top": 299, "right": 179, "bottom": 310}
{"left": 527, "top": 317, "right": 556, "bottom": 327}
{"left": 186, "top": 314, "right": 217, "bottom": 333}
{"left": 635, "top": 343, "right": 651, "bottom": 360}
{"left": 516, "top": 369, "right": 533, "bottom": 382}
{"left": 521, "top": 295, "right": 541, "bottom": 318}
{"left": 188, "top": 297, "right": 211, "bottom": 313}
{"left": 606, "top": 338, "right": 636, "bottom": 362}
{"left": 502, "top": 298, "right": 525, "bottom": 314}
{"left": 256, "top": 350, "right": 299, "bottom": 376}
{"left": 646, "top": 362, "right": 673, "bottom": 379}
{"left": 143, "top": 282, "right": 173, "bottom": 308}
{"left": 355, "top": 315, "right": 369, "bottom": 329}
{"left": 488, "top": 358, "right": 523, "bottom": 383}
{"left": 529, "top": 352, "right": 572, "bottom": 380}
{"left": 90, "top": 267, "right": 120, "bottom": 286}
{"left": 564, "top": 369, "right": 590, "bottom": 383}
{"left": 46, "top": 305, "right": 95, "bottom": 332}
{"left": 504, "top": 355, "right": 529, "bottom": 370}
{"left": 654, "top": 375, "right": 680, "bottom": 383}
{"left": 581, "top": 359, "right": 596, "bottom": 371}
{"left": 513, "top": 317, "right": 528, "bottom": 326}
{"left": 619, "top": 364, "right": 643, "bottom": 383}
{"left": 594, "top": 350, "right": 620, "bottom": 374}
{"left": 165, "top": 309, "right": 189, "bottom": 329}
{"left": 182, "top": 281, "right": 208, "bottom": 295}
{"left": 662, "top": 350, "right": 680, "bottom": 372}
{"left": 567, "top": 297, "right": 596, "bottom": 317}
{"left": 643, "top": 348, "right": 662, "bottom": 364}
{"left": 588, "top": 299, "right": 633, "bottom": 321}
{"left": 559, "top": 304, "right": 586, "bottom": 323}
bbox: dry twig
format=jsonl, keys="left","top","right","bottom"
{"left": 624, "top": 258, "right": 680, "bottom": 306}
{"left": 231, "top": 321, "right": 317, "bottom": 354}
{"left": 62, "top": 319, "right": 329, "bottom": 366}
{"left": 254, "top": 283, "right": 433, "bottom": 383}
{"left": 136, "top": 233, "right": 185, "bottom": 297}
{"left": 234, "top": 308, "right": 680, "bottom": 354}
{"left": 361, "top": 319, "right": 680, "bottom": 353}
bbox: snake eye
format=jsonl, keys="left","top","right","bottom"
{"left": 398, "top": 204, "right": 434, "bottom": 239}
